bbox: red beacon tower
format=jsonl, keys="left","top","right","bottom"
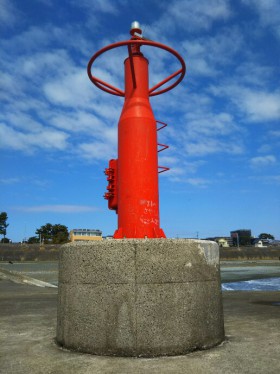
{"left": 87, "top": 21, "right": 186, "bottom": 239}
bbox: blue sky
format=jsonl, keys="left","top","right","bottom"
{"left": 1, "top": 0, "right": 279, "bottom": 242}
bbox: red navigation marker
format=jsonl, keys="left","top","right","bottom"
{"left": 87, "top": 21, "right": 186, "bottom": 238}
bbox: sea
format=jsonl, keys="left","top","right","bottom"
{"left": 0, "top": 260, "right": 280, "bottom": 291}
{"left": 222, "top": 277, "right": 280, "bottom": 291}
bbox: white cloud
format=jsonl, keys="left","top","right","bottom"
{"left": 0, "top": 0, "right": 17, "bottom": 27}
{"left": 0, "top": 73, "right": 20, "bottom": 99}
{"left": 265, "top": 175, "right": 280, "bottom": 183}
{"left": 270, "top": 130, "right": 280, "bottom": 137}
{"left": 20, "top": 49, "right": 70, "bottom": 78}
{"left": 139, "top": 0, "right": 233, "bottom": 45}
{"left": 175, "top": 109, "right": 244, "bottom": 158}
{"left": 14, "top": 205, "right": 99, "bottom": 213}
{"left": 77, "top": 141, "right": 117, "bottom": 161}
{"left": 0, "top": 177, "right": 20, "bottom": 185}
{"left": 186, "top": 112, "right": 238, "bottom": 138}
{"left": 250, "top": 155, "right": 276, "bottom": 168}
{"left": 43, "top": 61, "right": 124, "bottom": 113}
{"left": 257, "top": 144, "right": 272, "bottom": 153}
{"left": 160, "top": 167, "right": 185, "bottom": 181}
{"left": 158, "top": 155, "right": 180, "bottom": 166}
{"left": 1, "top": 111, "right": 45, "bottom": 133}
{"left": 241, "top": 0, "right": 280, "bottom": 39}
{"left": 71, "top": 0, "right": 119, "bottom": 14}
{"left": 0, "top": 0, "right": 277, "bottom": 188}
{"left": 240, "top": 91, "right": 280, "bottom": 122}
{"left": 165, "top": 0, "right": 232, "bottom": 32}
{"left": 50, "top": 111, "right": 103, "bottom": 133}
{"left": 50, "top": 109, "right": 118, "bottom": 146}
{"left": 0, "top": 122, "right": 69, "bottom": 152}
{"left": 185, "top": 138, "right": 243, "bottom": 156}
{"left": 182, "top": 27, "right": 243, "bottom": 76}
{"left": 251, "top": 174, "right": 280, "bottom": 184}
{"left": 235, "top": 63, "right": 274, "bottom": 87}
{"left": 2, "top": 26, "right": 52, "bottom": 52}
{"left": 210, "top": 84, "right": 280, "bottom": 122}
{"left": 186, "top": 178, "right": 211, "bottom": 187}
{"left": 43, "top": 68, "right": 96, "bottom": 108}
{"left": 158, "top": 153, "right": 206, "bottom": 182}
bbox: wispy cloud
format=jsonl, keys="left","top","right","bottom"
{"left": 250, "top": 155, "right": 277, "bottom": 168}
{"left": 185, "top": 138, "right": 244, "bottom": 157}
{"left": 241, "top": 0, "right": 280, "bottom": 39}
{"left": 0, "top": 177, "right": 20, "bottom": 185}
{"left": 186, "top": 177, "right": 211, "bottom": 187}
{"left": 1, "top": 0, "right": 279, "bottom": 193}
{"left": 0, "top": 0, "right": 18, "bottom": 27}
{"left": 270, "top": 130, "right": 280, "bottom": 137}
{"left": 157, "top": 0, "right": 232, "bottom": 34}
{"left": 0, "top": 122, "right": 69, "bottom": 153}
{"left": 251, "top": 174, "right": 280, "bottom": 184}
{"left": 13, "top": 205, "right": 99, "bottom": 213}
{"left": 210, "top": 84, "right": 280, "bottom": 122}
{"left": 43, "top": 67, "right": 97, "bottom": 109}
{"left": 182, "top": 27, "right": 243, "bottom": 76}
{"left": 186, "top": 112, "right": 238, "bottom": 137}
{"left": 71, "top": 0, "right": 119, "bottom": 14}
{"left": 239, "top": 90, "right": 280, "bottom": 122}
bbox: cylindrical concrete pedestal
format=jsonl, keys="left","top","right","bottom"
{"left": 57, "top": 239, "right": 224, "bottom": 357}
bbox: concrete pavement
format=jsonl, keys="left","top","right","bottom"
{"left": 0, "top": 279, "right": 280, "bottom": 373}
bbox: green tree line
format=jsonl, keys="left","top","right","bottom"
{"left": 31, "top": 223, "right": 69, "bottom": 244}
{"left": 0, "top": 212, "right": 69, "bottom": 244}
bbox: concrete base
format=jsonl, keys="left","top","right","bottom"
{"left": 56, "top": 239, "right": 224, "bottom": 357}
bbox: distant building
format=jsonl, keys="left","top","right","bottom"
{"left": 69, "top": 229, "right": 102, "bottom": 242}
{"left": 252, "top": 238, "right": 270, "bottom": 246}
{"left": 217, "top": 238, "right": 230, "bottom": 247}
{"left": 230, "top": 229, "right": 252, "bottom": 246}
{"left": 205, "top": 237, "right": 232, "bottom": 247}
{"left": 253, "top": 240, "right": 267, "bottom": 248}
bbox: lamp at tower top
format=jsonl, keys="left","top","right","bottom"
{"left": 130, "top": 21, "right": 142, "bottom": 36}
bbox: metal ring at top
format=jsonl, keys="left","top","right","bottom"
{"left": 87, "top": 39, "right": 186, "bottom": 97}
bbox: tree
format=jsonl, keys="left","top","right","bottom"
{"left": 36, "top": 223, "right": 69, "bottom": 244}
{"left": 27, "top": 236, "right": 40, "bottom": 244}
{"left": 259, "top": 233, "right": 275, "bottom": 240}
{"left": 36, "top": 223, "right": 53, "bottom": 243}
{"left": 1, "top": 237, "right": 10, "bottom": 243}
{"left": 0, "top": 212, "right": 9, "bottom": 239}
{"left": 52, "top": 224, "right": 69, "bottom": 244}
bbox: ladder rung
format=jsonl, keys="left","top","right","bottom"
{"left": 156, "top": 120, "right": 168, "bottom": 131}
{"left": 157, "top": 143, "right": 169, "bottom": 153}
{"left": 158, "top": 166, "right": 170, "bottom": 174}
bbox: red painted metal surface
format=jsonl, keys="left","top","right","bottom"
{"left": 87, "top": 24, "right": 186, "bottom": 238}
{"left": 104, "top": 159, "right": 118, "bottom": 211}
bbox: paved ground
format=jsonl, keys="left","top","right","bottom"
{"left": 0, "top": 279, "right": 280, "bottom": 374}
{"left": 220, "top": 260, "right": 280, "bottom": 282}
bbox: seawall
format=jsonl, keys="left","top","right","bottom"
{"left": 219, "top": 246, "right": 280, "bottom": 260}
{"left": 0, "top": 243, "right": 61, "bottom": 262}
{"left": 0, "top": 243, "right": 280, "bottom": 262}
